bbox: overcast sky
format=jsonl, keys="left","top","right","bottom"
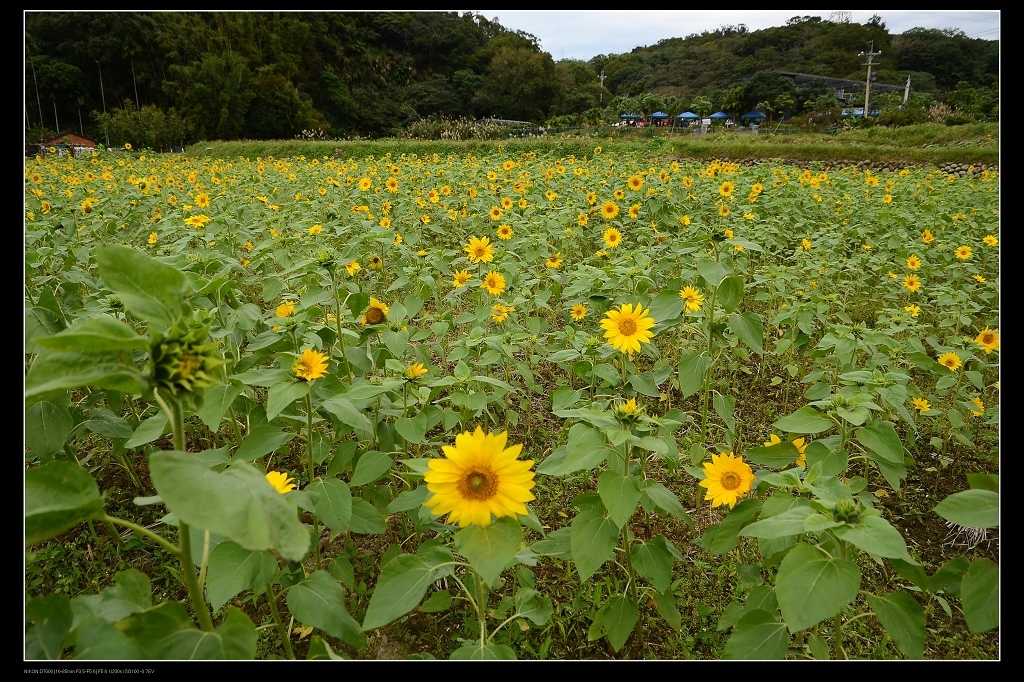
{"left": 465, "top": 10, "right": 1000, "bottom": 62}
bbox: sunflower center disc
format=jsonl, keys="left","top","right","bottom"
{"left": 365, "top": 308, "right": 384, "bottom": 324}
{"left": 721, "top": 472, "right": 741, "bottom": 491}
{"left": 461, "top": 470, "right": 497, "bottom": 500}
{"left": 619, "top": 319, "right": 637, "bottom": 335}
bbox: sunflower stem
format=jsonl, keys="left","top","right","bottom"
{"left": 303, "top": 392, "right": 321, "bottom": 569}
{"left": 266, "top": 583, "right": 296, "bottom": 659}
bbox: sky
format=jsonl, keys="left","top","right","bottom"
{"left": 465, "top": 10, "right": 1000, "bottom": 62}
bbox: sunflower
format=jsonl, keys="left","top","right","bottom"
{"left": 361, "top": 298, "right": 389, "bottom": 325}
{"left": 699, "top": 452, "right": 754, "bottom": 509}
{"left": 719, "top": 181, "right": 735, "bottom": 197}
{"left": 148, "top": 232, "right": 159, "bottom": 245}
{"left": 912, "top": 397, "right": 931, "bottom": 413}
{"left": 578, "top": 213, "right": 589, "bottom": 226}
{"left": 570, "top": 303, "right": 587, "bottom": 321}
{"left": 627, "top": 175, "right": 644, "bottom": 191}
{"left": 124, "top": 143, "right": 132, "bottom": 151}
{"left": 601, "top": 303, "right": 656, "bottom": 354}
{"left": 358, "top": 177, "right": 372, "bottom": 191}
{"left": 308, "top": 224, "right": 323, "bottom": 235}
{"left": 975, "top": 328, "right": 999, "bottom": 354}
{"left": 481, "top": 271, "right": 506, "bottom": 296}
{"left": 545, "top": 190, "right": 558, "bottom": 201}
{"left": 983, "top": 234, "right": 998, "bottom": 247}
{"left": 405, "top": 362, "right": 428, "bottom": 379}
{"left": 921, "top": 229, "right": 935, "bottom": 244}
{"left": 613, "top": 189, "right": 626, "bottom": 200}
{"left": 764, "top": 434, "right": 807, "bottom": 467}
{"left": 501, "top": 196, "right": 514, "bottom": 210}
{"left": 603, "top": 227, "right": 622, "bottom": 248}
{"left": 906, "top": 254, "right": 922, "bottom": 270}
{"left": 452, "top": 270, "right": 472, "bottom": 288}
{"left": 586, "top": 191, "right": 597, "bottom": 205}
{"left": 369, "top": 255, "right": 383, "bottom": 269}
{"left": 491, "top": 303, "right": 514, "bottom": 323}
{"left": 503, "top": 159, "right": 516, "bottom": 171}
{"left": 465, "top": 236, "right": 495, "bottom": 263}
{"left": 276, "top": 301, "right": 296, "bottom": 318}
{"left": 600, "top": 200, "right": 620, "bottom": 220}
{"left": 800, "top": 238, "right": 812, "bottom": 251}
{"left": 423, "top": 427, "right": 536, "bottom": 528}
{"left": 345, "top": 261, "right": 361, "bottom": 276}
{"left": 628, "top": 204, "right": 641, "bottom": 219}
{"left": 294, "top": 348, "right": 329, "bottom": 381}
{"left": 718, "top": 204, "right": 730, "bottom": 218}
{"left": 380, "top": 217, "right": 392, "bottom": 228}
{"left": 546, "top": 253, "right": 562, "bottom": 268}
{"left": 489, "top": 206, "right": 503, "bottom": 221}
{"left": 954, "top": 245, "right": 972, "bottom": 260}
{"left": 937, "top": 352, "right": 962, "bottom": 371}
{"left": 905, "top": 304, "right": 921, "bottom": 317}
{"left": 265, "top": 471, "right": 297, "bottom": 494}
{"left": 386, "top": 177, "right": 399, "bottom": 192}
{"left": 497, "top": 224, "right": 513, "bottom": 240}
{"left": 902, "top": 274, "right": 921, "bottom": 292}
{"left": 678, "top": 285, "right": 705, "bottom": 313}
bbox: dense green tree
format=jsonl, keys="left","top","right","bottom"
{"left": 475, "top": 43, "right": 557, "bottom": 121}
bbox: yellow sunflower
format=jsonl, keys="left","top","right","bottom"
{"left": 386, "top": 177, "right": 399, "bottom": 192}
{"left": 345, "top": 261, "right": 361, "bottom": 276}
{"left": 405, "top": 362, "right": 428, "bottom": 379}
{"left": 921, "top": 229, "right": 935, "bottom": 244}
{"left": 719, "top": 181, "right": 735, "bottom": 197}
{"left": 902, "top": 274, "right": 921, "bottom": 292}
{"left": 465, "top": 236, "right": 495, "bottom": 263}
{"left": 906, "top": 254, "right": 922, "bottom": 270}
{"left": 276, "top": 301, "right": 296, "bottom": 318}
{"left": 265, "top": 471, "right": 296, "bottom": 494}
{"left": 905, "top": 304, "right": 921, "bottom": 317}
{"left": 501, "top": 197, "right": 514, "bottom": 210}
{"left": 937, "top": 352, "right": 962, "bottom": 371}
{"left": 489, "top": 206, "right": 503, "bottom": 221}
{"left": 603, "top": 227, "right": 622, "bottom": 248}
{"left": 699, "top": 452, "right": 754, "bottom": 509}
{"left": 678, "top": 285, "right": 705, "bottom": 313}
{"left": 481, "top": 271, "right": 506, "bottom": 296}
{"left": 369, "top": 255, "right": 383, "bottom": 269}
{"left": 570, "top": 303, "right": 587, "bottom": 321}
{"left": 361, "top": 298, "right": 389, "bottom": 325}
{"left": 497, "top": 224, "right": 513, "bottom": 240}
{"left": 546, "top": 253, "right": 562, "bottom": 268}
{"left": 983, "top": 234, "right": 998, "bottom": 247}
{"left": 954, "top": 245, "right": 972, "bottom": 260}
{"left": 975, "top": 328, "right": 999, "bottom": 354}
{"left": 600, "top": 200, "right": 620, "bottom": 220}
{"left": 294, "top": 348, "right": 329, "bottom": 381}
{"left": 423, "top": 427, "right": 536, "bottom": 528}
{"left": 601, "top": 303, "right": 656, "bottom": 354}
{"left": 912, "top": 397, "right": 931, "bottom": 413}
{"left": 627, "top": 175, "right": 644, "bottom": 191}
{"left": 452, "top": 270, "right": 471, "bottom": 288}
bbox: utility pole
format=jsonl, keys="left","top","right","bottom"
{"left": 859, "top": 41, "right": 881, "bottom": 120}
{"left": 97, "top": 60, "right": 110, "bottom": 147}
{"left": 904, "top": 76, "right": 911, "bottom": 105}
{"left": 599, "top": 70, "right": 606, "bottom": 104}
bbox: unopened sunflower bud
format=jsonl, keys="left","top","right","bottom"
{"left": 150, "top": 318, "right": 224, "bottom": 405}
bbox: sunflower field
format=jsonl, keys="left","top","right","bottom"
{"left": 24, "top": 142, "right": 999, "bottom": 660}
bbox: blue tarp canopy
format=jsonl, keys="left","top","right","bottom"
{"left": 841, "top": 108, "right": 880, "bottom": 117}
{"left": 619, "top": 113, "right": 642, "bottom": 120}
{"left": 650, "top": 111, "right": 669, "bottom": 119}
{"left": 677, "top": 111, "right": 700, "bottom": 119}
{"left": 740, "top": 110, "right": 766, "bottom": 119}
{"left": 709, "top": 111, "right": 730, "bottom": 119}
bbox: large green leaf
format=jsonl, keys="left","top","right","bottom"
{"left": 514, "top": 589, "right": 553, "bottom": 626}
{"left": 197, "top": 383, "right": 243, "bottom": 433}
{"left": 25, "top": 350, "right": 148, "bottom": 406}
{"left": 832, "top": 514, "right": 917, "bottom": 562}
{"left": 728, "top": 311, "right": 763, "bottom": 354}
{"left": 349, "top": 450, "right": 394, "bottom": 487}
{"left": 696, "top": 258, "right": 733, "bottom": 287}
{"left": 630, "top": 536, "right": 675, "bottom": 593}
{"left": 126, "top": 602, "right": 257, "bottom": 659}
{"left": 677, "top": 350, "right": 712, "bottom": 399}
{"left": 454, "top": 517, "right": 523, "bottom": 586}
{"left": 933, "top": 489, "right": 999, "bottom": 529}
{"left": 773, "top": 407, "right": 834, "bottom": 435}
{"left": 717, "top": 275, "right": 744, "bottom": 314}
{"left": 205, "top": 542, "right": 278, "bottom": 612}
{"left": 598, "top": 470, "right": 641, "bottom": 529}
{"left": 570, "top": 508, "right": 618, "bottom": 582}
{"left": 775, "top": 543, "right": 861, "bottom": 632}
{"left": 148, "top": 452, "right": 309, "bottom": 561}
{"left": 25, "top": 594, "right": 72, "bottom": 660}
{"left": 722, "top": 609, "right": 788, "bottom": 660}
{"left": 25, "top": 460, "right": 104, "bottom": 546}
{"left": 361, "top": 550, "right": 454, "bottom": 631}
{"left": 25, "top": 400, "right": 74, "bottom": 459}
{"left": 71, "top": 569, "right": 152, "bottom": 625}
{"left": 308, "top": 477, "right": 352, "bottom": 533}
{"left": 854, "top": 420, "right": 904, "bottom": 465}
{"left": 450, "top": 643, "right": 517, "bottom": 659}
{"left": 231, "top": 422, "right": 294, "bottom": 462}
{"left": 961, "top": 558, "right": 998, "bottom": 633}
{"left": 265, "top": 379, "right": 310, "bottom": 421}
{"left": 544, "top": 423, "right": 609, "bottom": 475}
{"left": 287, "top": 570, "right": 365, "bottom": 648}
{"left": 349, "top": 498, "right": 386, "bottom": 534}
{"left": 96, "top": 243, "right": 189, "bottom": 327}
{"left": 866, "top": 591, "right": 925, "bottom": 659}
{"left": 124, "top": 412, "right": 168, "bottom": 449}
{"left": 740, "top": 506, "right": 816, "bottom": 540}
{"left": 602, "top": 596, "right": 638, "bottom": 652}
{"left": 638, "top": 480, "right": 691, "bottom": 524}
{"left": 33, "top": 315, "right": 149, "bottom": 352}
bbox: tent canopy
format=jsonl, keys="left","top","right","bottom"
{"left": 650, "top": 111, "right": 669, "bottom": 119}
{"left": 709, "top": 111, "right": 730, "bottom": 119}
{"left": 740, "top": 110, "right": 766, "bottom": 119}
{"left": 677, "top": 111, "right": 700, "bottom": 119}
{"left": 619, "top": 113, "right": 642, "bottom": 120}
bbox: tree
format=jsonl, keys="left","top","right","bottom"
{"left": 165, "top": 51, "right": 256, "bottom": 140}
{"left": 474, "top": 43, "right": 557, "bottom": 122}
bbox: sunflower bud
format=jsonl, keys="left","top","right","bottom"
{"left": 613, "top": 398, "right": 644, "bottom": 424}
{"left": 832, "top": 498, "right": 862, "bottom": 524}
{"left": 150, "top": 317, "right": 223, "bottom": 406}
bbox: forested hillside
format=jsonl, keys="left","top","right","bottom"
{"left": 24, "top": 12, "right": 998, "bottom": 145}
